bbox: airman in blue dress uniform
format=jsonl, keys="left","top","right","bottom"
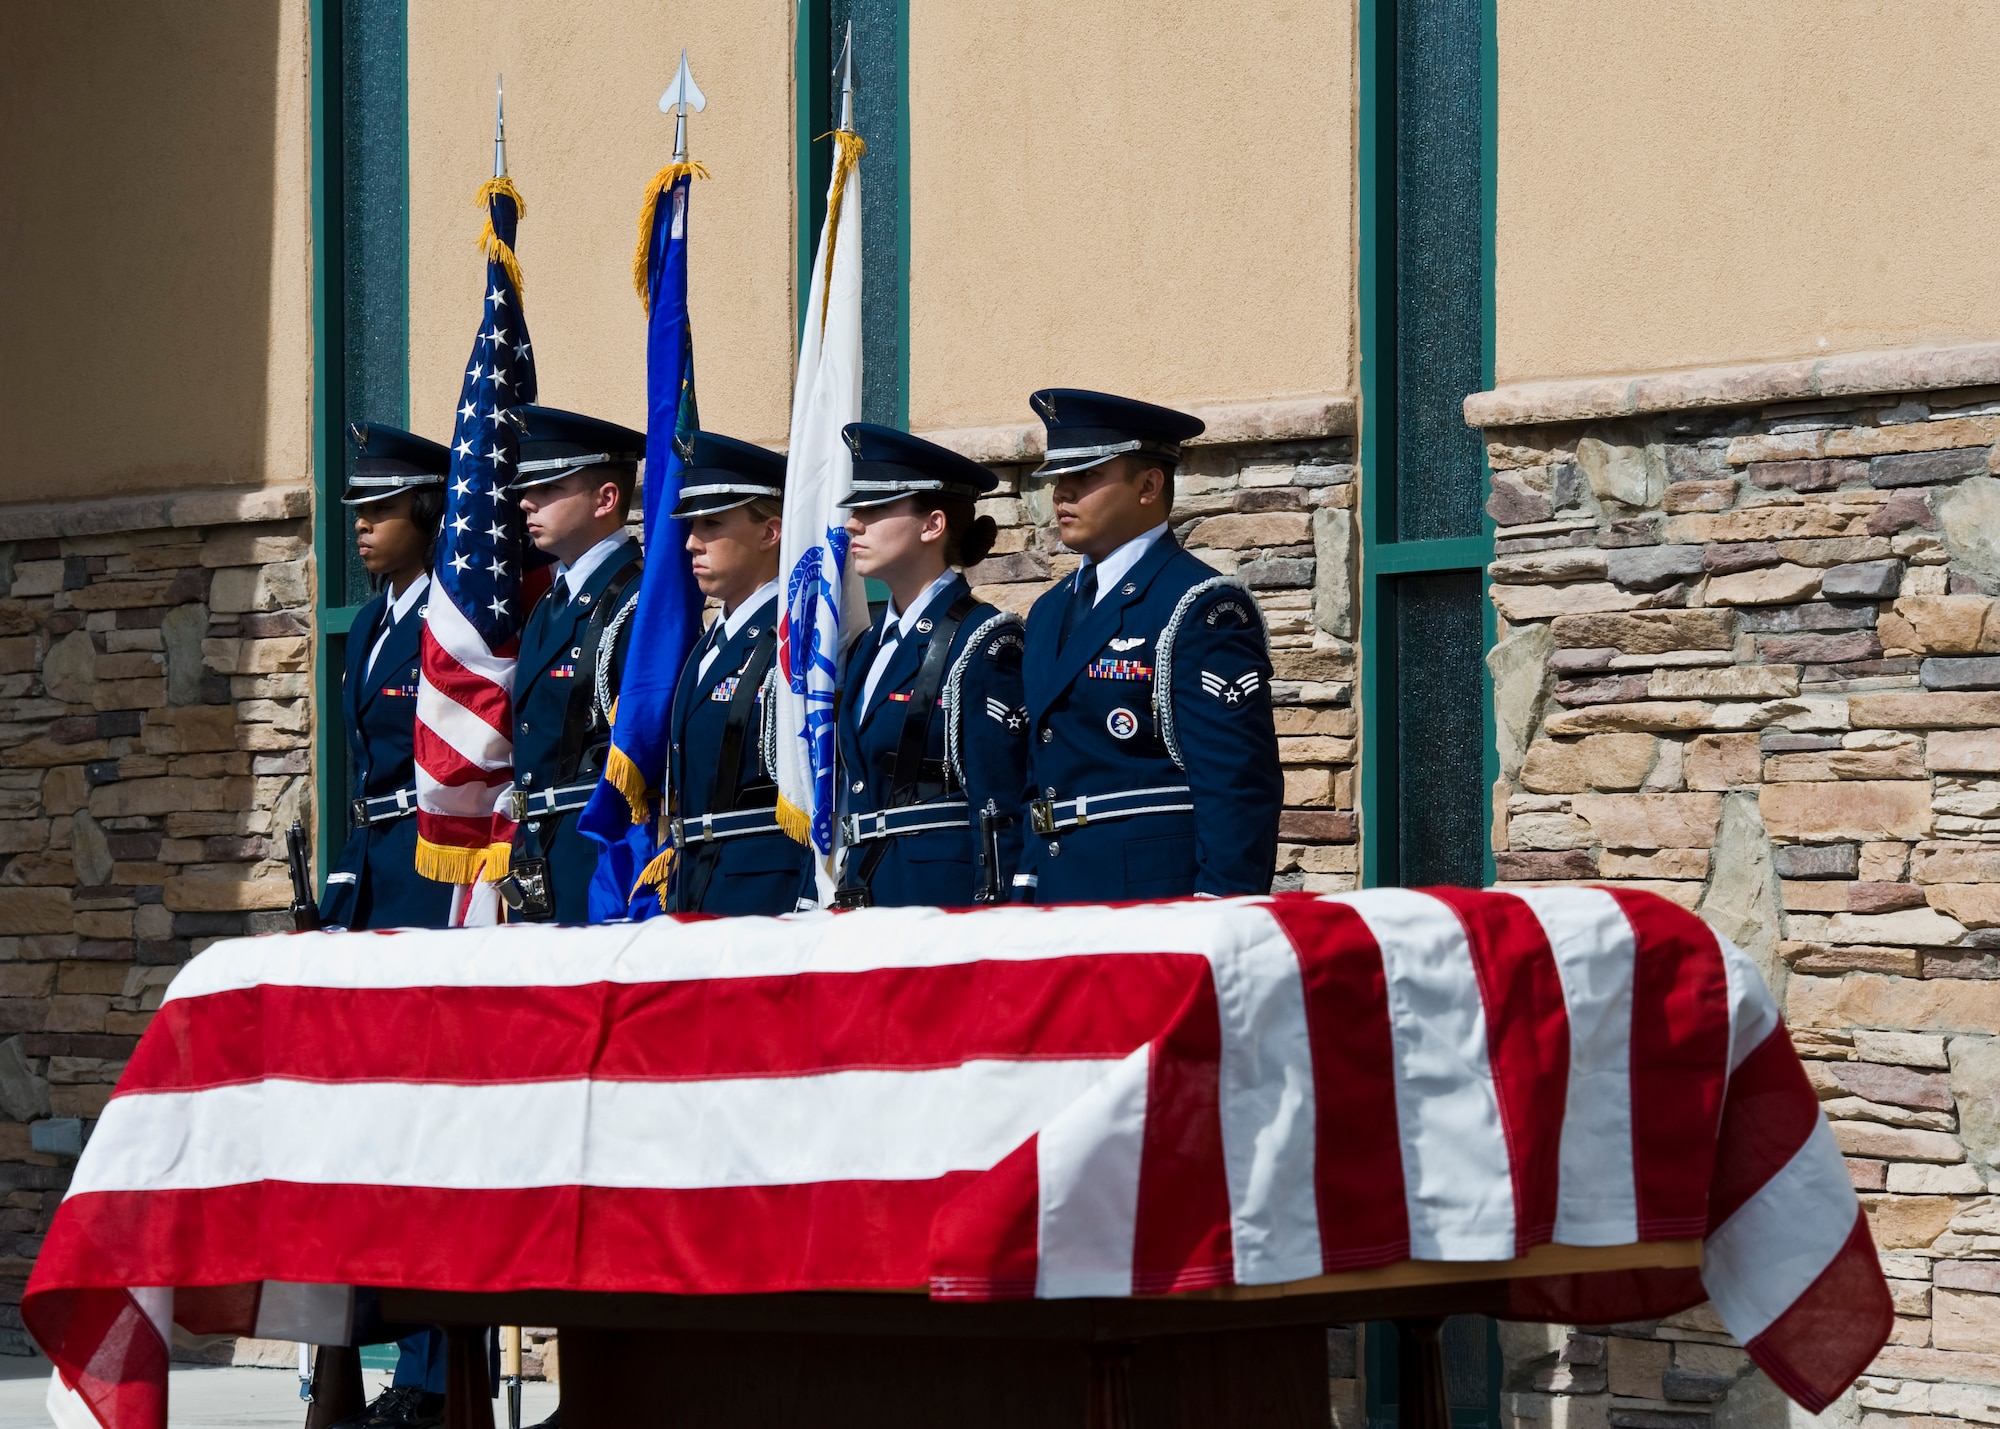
{"left": 1014, "top": 390, "right": 1282, "bottom": 903}
{"left": 319, "top": 424, "right": 455, "bottom": 934}
{"left": 829, "top": 425, "right": 1027, "bottom": 908}
{"left": 664, "top": 432, "right": 812, "bottom": 915}
{"left": 497, "top": 406, "right": 646, "bottom": 925}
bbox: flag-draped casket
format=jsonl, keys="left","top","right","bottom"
{"left": 25, "top": 890, "right": 1891, "bottom": 1429}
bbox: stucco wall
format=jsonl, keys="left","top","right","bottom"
{"left": 0, "top": 1, "right": 313, "bottom": 505}
{"left": 407, "top": 2, "right": 797, "bottom": 451}
{"left": 1498, "top": 0, "right": 2000, "bottom": 386}
{"left": 907, "top": 0, "right": 1355, "bottom": 433}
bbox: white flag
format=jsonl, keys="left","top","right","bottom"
{"left": 775, "top": 134, "right": 869, "bottom": 903}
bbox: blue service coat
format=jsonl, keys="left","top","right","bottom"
{"left": 832, "top": 574, "right": 1029, "bottom": 907}
{"left": 666, "top": 591, "right": 812, "bottom": 915}
{"left": 511, "top": 539, "right": 644, "bottom": 924}
{"left": 319, "top": 587, "right": 454, "bottom": 931}
{"left": 1017, "top": 533, "right": 1282, "bottom": 903}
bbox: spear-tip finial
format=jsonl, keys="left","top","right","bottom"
{"left": 493, "top": 74, "right": 506, "bottom": 179}
{"left": 659, "top": 49, "right": 707, "bottom": 164}
{"left": 836, "top": 23, "right": 855, "bottom": 133}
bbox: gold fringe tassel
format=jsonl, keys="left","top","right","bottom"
{"left": 775, "top": 795, "right": 814, "bottom": 847}
{"left": 415, "top": 836, "right": 515, "bottom": 885}
{"left": 818, "top": 131, "right": 867, "bottom": 335}
{"left": 631, "top": 842, "right": 678, "bottom": 912}
{"left": 632, "top": 160, "right": 711, "bottom": 312}
{"left": 475, "top": 176, "right": 529, "bottom": 300}
{"left": 599, "top": 743, "right": 651, "bottom": 827}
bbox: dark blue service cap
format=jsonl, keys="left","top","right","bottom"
{"left": 838, "top": 423, "right": 999, "bottom": 509}
{"left": 344, "top": 423, "right": 449, "bottom": 505}
{"left": 1029, "top": 388, "right": 1205, "bottom": 478}
{"left": 502, "top": 405, "right": 646, "bottom": 493}
{"left": 668, "top": 431, "right": 788, "bottom": 518}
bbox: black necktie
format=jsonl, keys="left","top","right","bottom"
{"left": 1060, "top": 565, "right": 1098, "bottom": 648}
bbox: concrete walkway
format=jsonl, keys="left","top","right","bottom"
{"left": 0, "top": 1355, "right": 562, "bottom": 1429}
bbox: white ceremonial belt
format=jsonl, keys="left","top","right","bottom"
{"left": 510, "top": 781, "right": 598, "bottom": 823}
{"left": 352, "top": 786, "right": 418, "bottom": 826}
{"left": 842, "top": 799, "right": 970, "bottom": 844}
{"left": 671, "top": 807, "right": 786, "bottom": 845}
{"left": 1028, "top": 785, "right": 1193, "bottom": 836}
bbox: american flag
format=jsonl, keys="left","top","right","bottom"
{"left": 412, "top": 176, "right": 540, "bottom": 922}
{"left": 25, "top": 890, "right": 1889, "bottom": 1428}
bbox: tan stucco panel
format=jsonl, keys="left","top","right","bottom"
{"left": 908, "top": 0, "right": 1354, "bottom": 433}
{"left": 1499, "top": 0, "right": 2000, "bottom": 385}
{"left": 0, "top": 1, "right": 313, "bottom": 504}
{"left": 409, "top": 2, "right": 796, "bottom": 451}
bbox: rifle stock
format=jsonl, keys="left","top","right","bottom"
{"left": 286, "top": 821, "right": 322, "bottom": 932}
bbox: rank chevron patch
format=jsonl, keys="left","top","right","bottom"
{"left": 1200, "top": 670, "right": 1261, "bottom": 708}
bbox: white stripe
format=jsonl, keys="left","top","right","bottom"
{"left": 415, "top": 767, "right": 513, "bottom": 820}
{"left": 73, "top": 1061, "right": 1118, "bottom": 1196}
{"left": 414, "top": 675, "right": 515, "bottom": 776}
{"left": 1702, "top": 1116, "right": 1859, "bottom": 1342}
{"left": 1514, "top": 888, "right": 1639, "bottom": 1247}
{"left": 1036, "top": 1045, "right": 1149, "bottom": 1298}
{"left": 1337, "top": 889, "right": 1517, "bottom": 1261}
{"left": 423, "top": 587, "right": 517, "bottom": 689}
{"left": 1210, "top": 908, "right": 1322, "bottom": 1284}
{"left": 1716, "top": 932, "right": 1781, "bottom": 1074}
{"left": 164, "top": 899, "right": 1281, "bottom": 1002}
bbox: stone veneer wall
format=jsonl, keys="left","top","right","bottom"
{"left": 946, "top": 415, "right": 1361, "bottom": 893}
{"left": 0, "top": 487, "right": 314, "bottom": 1358}
{"left": 1471, "top": 360, "right": 2000, "bottom": 1429}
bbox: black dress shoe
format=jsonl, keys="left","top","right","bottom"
{"left": 331, "top": 1383, "right": 447, "bottom": 1429}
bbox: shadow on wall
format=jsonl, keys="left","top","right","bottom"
{"left": 0, "top": 0, "right": 284, "bottom": 505}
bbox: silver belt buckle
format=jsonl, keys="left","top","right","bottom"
{"left": 508, "top": 790, "right": 528, "bottom": 823}
{"left": 1028, "top": 799, "right": 1055, "bottom": 836}
{"left": 351, "top": 798, "right": 369, "bottom": 826}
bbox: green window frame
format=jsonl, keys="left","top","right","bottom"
{"left": 1357, "top": 0, "right": 1499, "bottom": 890}
{"left": 310, "top": 0, "right": 410, "bottom": 871}
{"left": 795, "top": 0, "right": 910, "bottom": 429}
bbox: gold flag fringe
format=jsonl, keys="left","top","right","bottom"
{"left": 475, "top": 176, "right": 529, "bottom": 300}
{"left": 632, "top": 160, "right": 711, "bottom": 312}
{"left": 776, "top": 795, "right": 813, "bottom": 846}
{"left": 633, "top": 840, "right": 677, "bottom": 912}
{"left": 416, "top": 835, "right": 514, "bottom": 885}
{"left": 818, "top": 131, "right": 867, "bottom": 335}
{"left": 599, "top": 743, "right": 652, "bottom": 827}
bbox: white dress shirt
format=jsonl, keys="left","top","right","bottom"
{"left": 698, "top": 580, "right": 779, "bottom": 682}
{"left": 1076, "top": 522, "right": 1169, "bottom": 604}
{"left": 554, "top": 528, "right": 633, "bottom": 604}
{"left": 365, "top": 573, "right": 429, "bottom": 681}
{"left": 862, "top": 568, "right": 959, "bottom": 714}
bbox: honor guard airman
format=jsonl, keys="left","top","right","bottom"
{"left": 1014, "top": 390, "right": 1282, "bottom": 902}
{"left": 319, "top": 424, "right": 455, "bottom": 934}
{"left": 664, "top": 432, "right": 812, "bottom": 914}
{"left": 498, "top": 406, "right": 646, "bottom": 924}
{"left": 830, "top": 425, "right": 1027, "bottom": 908}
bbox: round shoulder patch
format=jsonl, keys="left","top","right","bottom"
{"left": 1203, "top": 594, "right": 1256, "bottom": 628}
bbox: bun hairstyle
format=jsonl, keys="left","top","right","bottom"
{"left": 917, "top": 493, "right": 998, "bottom": 569}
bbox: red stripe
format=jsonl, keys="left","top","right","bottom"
{"left": 1132, "top": 970, "right": 1233, "bottom": 1294}
{"left": 420, "top": 630, "right": 514, "bottom": 737}
{"left": 1613, "top": 889, "right": 1731, "bottom": 1239}
{"left": 121, "top": 955, "right": 1214, "bottom": 1094}
{"left": 1264, "top": 894, "right": 1409, "bottom": 1272}
{"left": 33, "top": 1180, "right": 974, "bottom": 1299}
{"left": 413, "top": 723, "right": 512, "bottom": 786}
{"left": 20, "top": 1286, "right": 168, "bottom": 1429}
{"left": 928, "top": 1136, "right": 1042, "bottom": 1300}
{"left": 410, "top": 811, "right": 506, "bottom": 853}
{"left": 1428, "top": 887, "right": 1570, "bottom": 1253}
{"left": 1707, "top": 1025, "right": 1822, "bottom": 1232}
{"left": 1744, "top": 1209, "right": 1893, "bottom": 1414}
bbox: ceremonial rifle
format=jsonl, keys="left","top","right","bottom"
{"left": 285, "top": 821, "right": 321, "bottom": 933}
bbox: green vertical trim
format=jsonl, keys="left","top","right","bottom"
{"left": 1355, "top": 0, "right": 1395, "bottom": 890}
{"left": 1479, "top": 0, "right": 1498, "bottom": 886}
{"left": 893, "top": 0, "right": 911, "bottom": 429}
{"left": 310, "top": 0, "right": 344, "bottom": 880}
{"left": 397, "top": 0, "right": 412, "bottom": 426}
{"left": 1356, "top": 0, "right": 1499, "bottom": 888}
{"left": 795, "top": 0, "right": 831, "bottom": 338}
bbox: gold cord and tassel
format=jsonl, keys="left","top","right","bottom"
{"left": 818, "top": 130, "right": 867, "bottom": 334}
{"left": 475, "top": 176, "right": 529, "bottom": 299}
{"left": 631, "top": 160, "right": 711, "bottom": 312}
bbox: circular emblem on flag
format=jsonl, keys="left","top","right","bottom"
{"left": 1106, "top": 707, "right": 1138, "bottom": 740}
